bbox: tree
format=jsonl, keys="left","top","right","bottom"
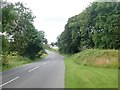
{"left": 51, "top": 42, "right": 55, "bottom": 47}
{"left": 44, "top": 38, "right": 48, "bottom": 44}
{"left": 2, "top": 1, "right": 47, "bottom": 60}
{"left": 57, "top": 2, "right": 120, "bottom": 54}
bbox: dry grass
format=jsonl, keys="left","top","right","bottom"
{"left": 72, "top": 49, "right": 118, "bottom": 68}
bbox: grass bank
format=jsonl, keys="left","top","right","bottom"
{"left": 72, "top": 49, "right": 118, "bottom": 68}
{"left": 64, "top": 49, "right": 118, "bottom": 88}
{"left": 1, "top": 53, "right": 47, "bottom": 72}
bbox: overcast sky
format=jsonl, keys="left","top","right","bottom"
{"left": 7, "top": 0, "right": 95, "bottom": 43}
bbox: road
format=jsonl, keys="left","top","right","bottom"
{"left": 0, "top": 50, "right": 65, "bottom": 88}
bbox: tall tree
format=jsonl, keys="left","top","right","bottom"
{"left": 2, "top": 1, "right": 47, "bottom": 59}
{"left": 58, "top": 2, "right": 120, "bottom": 54}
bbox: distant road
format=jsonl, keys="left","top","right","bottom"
{"left": 0, "top": 50, "right": 65, "bottom": 88}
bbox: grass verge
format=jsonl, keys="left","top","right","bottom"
{"left": 1, "top": 53, "right": 47, "bottom": 72}
{"left": 72, "top": 49, "right": 118, "bottom": 68}
{"left": 64, "top": 58, "right": 118, "bottom": 88}
{"left": 64, "top": 49, "right": 118, "bottom": 88}
{"left": 46, "top": 48, "right": 59, "bottom": 53}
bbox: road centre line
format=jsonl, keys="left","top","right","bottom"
{"left": 42, "top": 62, "right": 47, "bottom": 65}
{"left": 0, "top": 76, "right": 19, "bottom": 88}
{"left": 28, "top": 66, "right": 39, "bottom": 72}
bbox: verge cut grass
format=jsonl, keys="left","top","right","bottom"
{"left": 64, "top": 49, "right": 118, "bottom": 88}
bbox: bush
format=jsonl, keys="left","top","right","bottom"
{"left": 2, "top": 54, "right": 9, "bottom": 66}
{"left": 37, "top": 50, "right": 46, "bottom": 58}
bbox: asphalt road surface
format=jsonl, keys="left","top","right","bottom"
{"left": 0, "top": 50, "right": 65, "bottom": 88}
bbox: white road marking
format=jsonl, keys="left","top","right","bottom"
{"left": 42, "top": 62, "right": 47, "bottom": 65}
{"left": 44, "top": 62, "right": 47, "bottom": 64}
{"left": 28, "top": 66, "right": 39, "bottom": 72}
{"left": 0, "top": 76, "right": 19, "bottom": 87}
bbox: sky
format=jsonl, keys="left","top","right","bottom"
{"left": 6, "top": 0, "right": 95, "bottom": 43}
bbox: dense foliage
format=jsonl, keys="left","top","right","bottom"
{"left": 58, "top": 2, "right": 120, "bottom": 54}
{"left": 1, "top": 1, "right": 46, "bottom": 62}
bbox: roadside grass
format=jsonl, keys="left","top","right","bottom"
{"left": 64, "top": 58, "right": 118, "bottom": 88}
{"left": 60, "top": 53, "right": 72, "bottom": 57}
{"left": 45, "top": 46, "right": 72, "bottom": 57}
{"left": 48, "top": 48, "right": 59, "bottom": 53}
{"left": 73, "top": 49, "right": 118, "bottom": 68}
{"left": 1, "top": 53, "right": 47, "bottom": 72}
{"left": 64, "top": 49, "right": 118, "bottom": 88}
{"left": 43, "top": 44, "right": 59, "bottom": 53}
{"left": 0, "top": 56, "right": 2, "bottom": 72}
